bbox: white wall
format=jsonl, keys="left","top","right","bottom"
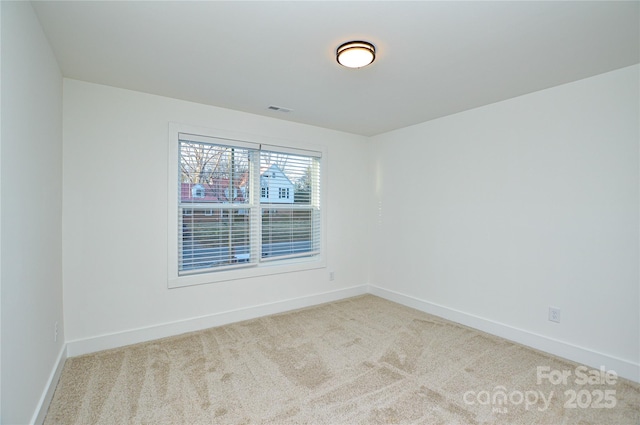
{"left": 1, "top": 2, "right": 65, "bottom": 423}
{"left": 62, "top": 80, "right": 370, "bottom": 351}
{"left": 369, "top": 65, "right": 639, "bottom": 380}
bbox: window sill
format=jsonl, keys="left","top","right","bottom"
{"left": 168, "top": 256, "right": 326, "bottom": 288}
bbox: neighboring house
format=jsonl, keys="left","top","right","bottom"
{"left": 260, "top": 164, "right": 294, "bottom": 204}
{"left": 180, "top": 164, "right": 294, "bottom": 205}
{"left": 180, "top": 177, "right": 248, "bottom": 204}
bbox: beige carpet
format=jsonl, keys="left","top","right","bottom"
{"left": 45, "top": 295, "right": 639, "bottom": 424}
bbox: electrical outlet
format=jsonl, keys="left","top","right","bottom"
{"left": 329, "top": 271, "right": 335, "bottom": 281}
{"left": 548, "top": 307, "right": 561, "bottom": 323}
{"left": 54, "top": 321, "right": 59, "bottom": 342}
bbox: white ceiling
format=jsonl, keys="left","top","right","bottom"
{"left": 32, "top": 1, "right": 639, "bottom": 137}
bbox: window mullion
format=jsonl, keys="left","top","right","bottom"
{"left": 250, "top": 150, "right": 262, "bottom": 263}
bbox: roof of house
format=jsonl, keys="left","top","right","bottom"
{"left": 260, "top": 164, "right": 294, "bottom": 186}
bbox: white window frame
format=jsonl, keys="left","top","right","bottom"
{"left": 168, "top": 123, "right": 327, "bottom": 288}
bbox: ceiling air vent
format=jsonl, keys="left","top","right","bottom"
{"left": 267, "top": 105, "right": 292, "bottom": 113}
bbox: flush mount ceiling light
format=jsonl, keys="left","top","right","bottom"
{"left": 336, "top": 41, "right": 376, "bottom": 68}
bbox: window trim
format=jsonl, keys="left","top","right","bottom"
{"left": 168, "top": 123, "right": 327, "bottom": 288}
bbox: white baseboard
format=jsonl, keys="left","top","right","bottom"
{"left": 66, "top": 284, "right": 368, "bottom": 357}
{"left": 62, "top": 283, "right": 639, "bottom": 384}
{"left": 32, "top": 344, "right": 67, "bottom": 425}
{"left": 368, "top": 285, "right": 640, "bottom": 383}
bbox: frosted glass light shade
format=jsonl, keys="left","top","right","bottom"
{"left": 336, "top": 41, "right": 376, "bottom": 68}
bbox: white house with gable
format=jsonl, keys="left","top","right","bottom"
{"left": 260, "top": 164, "right": 294, "bottom": 203}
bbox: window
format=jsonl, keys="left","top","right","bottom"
{"left": 192, "top": 184, "right": 205, "bottom": 198}
{"left": 260, "top": 150, "right": 318, "bottom": 261}
{"left": 169, "top": 126, "right": 324, "bottom": 287}
{"left": 278, "top": 188, "right": 290, "bottom": 199}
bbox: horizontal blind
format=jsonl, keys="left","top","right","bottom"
{"left": 178, "top": 139, "right": 258, "bottom": 274}
{"left": 179, "top": 132, "right": 259, "bottom": 151}
{"left": 260, "top": 150, "right": 321, "bottom": 262}
{"left": 260, "top": 143, "right": 322, "bottom": 158}
{"left": 177, "top": 135, "right": 322, "bottom": 275}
